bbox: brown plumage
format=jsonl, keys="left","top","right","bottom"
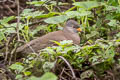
{"left": 16, "top": 20, "right": 81, "bottom": 54}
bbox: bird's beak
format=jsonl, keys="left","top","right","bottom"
{"left": 77, "top": 28, "right": 82, "bottom": 32}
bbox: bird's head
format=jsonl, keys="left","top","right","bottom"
{"left": 65, "top": 20, "right": 82, "bottom": 32}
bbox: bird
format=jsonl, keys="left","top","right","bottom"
{"left": 16, "top": 20, "right": 82, "bottom": 54}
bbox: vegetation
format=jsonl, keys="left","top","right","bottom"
{"left": 0, "top": 0, "right": 120, "bottom": 80}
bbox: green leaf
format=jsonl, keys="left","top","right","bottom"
{"left": 62, "top": 46, "right": 76, "bottom": 53}
{"left": 60, "top": 40, "right": 73, "bottom": 45}
{"left": 4, "top": 28, "right": 16, "bottom": 33}
{"left": 28, "top": 72, "right": 57, "bottom": 80}
{"left": 21, "top": 9, "right": 44, "bottom": 19}
{"left": 28, "top": 76, "right": 40, "bottom": 80}
{"left": 24, "top": 71, "right": 31, "bottom": 76}
{"left": 108, "top": 0, "right": 119, "bottom": 6}
{"left": 0, "top": 31, "right": 6, "bottom": 41}
{"left": 35, "top": 12, "right": 59, "bottom": 18}
{"left": 86, "top": 31, "right": 99, "bottom": 39}
{"left": 43, "top": 62, "right": 55, "bottom": 72}
{"left": 55, "top": 46, "right": 63, "bottom": 53}
{"left": 50, "top": 40, "right": 61, "bottom": 46}
{"left": 10, "top": 23, "right": 24, "bottom": 30}
{"left": 9, "top": 62, "right": 24, "bottom": 72}
{"left": 43, "top": 47, "right": 56, "bottom": 54}
{"left": 65, "top": 11, "right": 91, "bottom": 18}
{"left": 73, "top": 1, "right": 104, "bottom": 10}
{"left": 31, "top": 25, "right": 47, "bottom": 36}
{"left": 15, "top": 74, "right": 23, "bottom": 79}
{"left": 107, "top": 20, "right": 117, "bottom": 26}
{"left": 116, "top": 32, "right": 120, "bottom": 38}
{"left": 27, "top": 1, "right": 45, "bottom": 6}
{"left": 65, "top": 11, "right": 80, "bottom": 18}
{"left": 80, "top": 70, "right": 93, "bottom": 79}
{"left": 44, "top": 15, "right": 68, "bottom": 24}
{"left": 119, "top": 0, "right": 120, "bottom": 5}
{"left": 40, "top": 72, "right": 57, "bottom": 80}
{"left": 27, "top": 1, "right": 65, "bottom": 6}
{"left": 0, "top": 16, "right": 15, "bottom": 25}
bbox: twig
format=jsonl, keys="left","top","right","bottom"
{"left": 26, "top": 43, "right": 36, "bottom": 54}
{"left": 16, "top": 0, "right": 20, "bottom": 41}
{"left": 29, "top": 19, "right": 44, "bottom": 26}
{"left": 55, "top": 6, "right": 62, "bottom": 12}
{"left": 60, "top": 67, "right": 65, "bottom": 78}
{"left": 56, "top": 0, "right": 59, "bottom": 6}
{"left": 41, "top": 0, "right": 51, "bottom": 6}
{"left": 57, "top": 56, "right": 76, "bottom": 79}
{"left": 60, "top": 76, "right": 67, "bottom": 80}
{"left": 9, "top": 42, "right": 19, "bottom": 65}
{"left": 4, "top": 5, "right": 15, "bottom": 14}
{"left": 17, "top": 40, "right": 37, "bottom": 54}
{"left": 107, "top": 71, "right": 115, "bottom": 80}
{"left": 4, "top": 37, "right": 11, "bottom": 63}
{"left": 63, "top": 70, "right": 73, "bottom": 78}
{"left": 55, "top": 0, "right": 62, "bottom": 12}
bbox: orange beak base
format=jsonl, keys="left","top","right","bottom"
{"left": 77, "top": 28, "right": 82, "bottom": 32}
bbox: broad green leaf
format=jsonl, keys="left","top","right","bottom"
{"left": 119, "top": 0, "right": 120, "bottom": 5}
{"left": 108, "top": 0, "right": 119, "bottom": 6}
{"left": 21, "top": 9, "right": 34, "bottom": 15}
{"left": 15, "top": 74, "right": 23, "bottom": 79}
{"left": 40, "top": 72, "right": 57, "bottom": 80}
{"left": 10, "top": 23, "right": 24, "bottom": 30}
{"left": 62, "top": 46, "right": 76, "bottom": 53}
{"left": 43, "top": 62, "right": 55, "bottom": 72}
{"left": 28, "top": 76, "right": 40, "bottom": 80}
{"left": 0, "top": 25, "right": 3, "bottom": 29}
{"left": 86, "top": 31, "right": 99, "bottom": 39}
{"left": 44, "top": 15, "right": 68, "bottom": 24}
{"left": 60, "top": 40, "right": 73, "bottom": 46}
{"left": 116, "top": 32, "right": 120, "bottom": 38}
{"left": 0, "top": 16, "right": 15, "bottom": 25}
{"left": 0, "top": 31, "right": 6, "bottom": 41}
{"left": 107, "top": 20, "right": 117, "bottom": 26}
{"left": 55, "top": 46, "right": 63, "bottom": 53}
{"left": 21, "top": 9, "right": 44, "bottom": 19}
{"left": 77, "top": 11, "right": 91, "bottom": 16}
{"left": 28, "top": 72, "right": 57, "bottom": 80}
{"left": 105, "top": 48, "right": 115, "bottom": 60}
{"left": 80, "top": 70, "right": 93, "bottom": 79}
{"left": 98, "top": 42, "right": 108, "bottom": 49}
{"left": 105, "top": 5, "right": 117, "bottom": 11}
{"left": 31, "top": 25, "right": 47, "bottom": 36}
{"left": 65, "top": 11, "right": 80, "bottom": 18}
{"left": 35, "top": 12, "right": 59, "bottom": 18}
{"left": 66, "top": 11, "right": 91, "bottom": 18}
{"left": 51, "top": 40, "right": 61, "bottom": 46}
{"left": 43, "top": 47, "right": 56, "bottom": 54}
{"left": 4, "top": 28, "right": 16, "bottom": 33}
{"left": 9, "top": 63, "right": 24, "bottom": 72}
{"left": 24, "top": 71, "right": 31, "bottom": 76}
{"left": 27, "top": 0, "right": 66, "bottom": 6}
{"left": 73, "top": 1, "right": 104, "bottom": 10}
{"left": 89, "top": 56, "right": 102, "bottom": 65}
{"left": 27, "top": 1, "right": 45, "bottom": 6}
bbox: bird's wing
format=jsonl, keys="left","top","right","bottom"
{"left": 16, "top": 31, "right": 66, "bottom": 54}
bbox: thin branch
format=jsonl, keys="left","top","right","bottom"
{"left": 16, "top": 0, "right": 20, "bottom": 41}
{"left": 57, "top": 56, "right": 76, "bottom": 79}
{"left": 9, "top": 43, "right": 18, "bottom": 65}
{"left": 60, "top": 67, "right": 65, "bottom": 77}
{"left": 4, "top": 37, "right": 11, "bottom": 62}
